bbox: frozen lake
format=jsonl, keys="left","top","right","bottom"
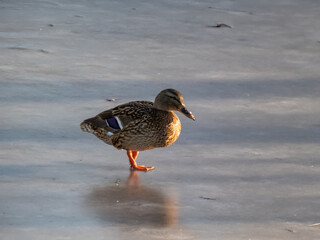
{"left": 1, "top": 0, "right": 320, "bottom": 239}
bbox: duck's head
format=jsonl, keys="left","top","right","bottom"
{"left": 153, "top": 89, "right": 195, "bottom": 121}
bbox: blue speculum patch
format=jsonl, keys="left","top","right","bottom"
{"left": 106, "top": 117, "right": 120, "bottom": 129}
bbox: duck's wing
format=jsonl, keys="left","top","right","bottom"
{"left": 80, "top": 101, "right": 153, "bottom": 144}
{"left": 97, "top": 101, "right": 153, "bottom": 130}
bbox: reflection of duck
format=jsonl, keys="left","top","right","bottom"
{"left": 80, "top": 89, "right": 195, "bottom": 171}
{"left": 87, "top": 171, "right": 177, "bottom": 227}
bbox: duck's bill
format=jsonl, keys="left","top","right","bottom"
{"left": 180, "top": 107, "right": 195, "bottom": 121}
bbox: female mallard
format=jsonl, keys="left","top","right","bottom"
{"left": 80, "top": 89, "right": 195, "bottom": 171}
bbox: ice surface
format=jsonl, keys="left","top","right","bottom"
{"left": 1, "top": 0, "right": 320, "bottom": 239}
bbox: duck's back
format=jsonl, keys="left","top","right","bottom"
{"left": 98, "top": 101, "right": 153, "bottom": 126}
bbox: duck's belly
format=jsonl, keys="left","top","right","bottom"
{"left": 123, "top": 122, "right": 181, "bottom": 152}
{"left": 139, "top": 116, "right": 181, "bottom": 151}
{"left": 112, "top": 111, "right": 181, "bottom": 151}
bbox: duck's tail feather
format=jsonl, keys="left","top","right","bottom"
{"left": 81, "top": 116, "right": 104, "bottom": 132}
{"left": 80, "top": 116, "right": 114, "bottom": 145}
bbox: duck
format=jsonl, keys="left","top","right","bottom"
{"left": 80, "top": 88, "right": 195, "bottom": 171}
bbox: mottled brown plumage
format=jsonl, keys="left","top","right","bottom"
{"left": 80, "top": 89, "right": 195, "bottom": 171}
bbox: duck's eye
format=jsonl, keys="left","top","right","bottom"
{"left": 166, "top": 94, "right": 182, "bottom": 105}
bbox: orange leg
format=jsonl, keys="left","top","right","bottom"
{"left": 126, "top": 150, "right": 154, "bottom": 171}
{"left": 132, "top": 150, "right": 139, "bottom": 160}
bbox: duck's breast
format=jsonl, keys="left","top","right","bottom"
{"left": 154, "top": 111, "right": 181, "bottom": 148}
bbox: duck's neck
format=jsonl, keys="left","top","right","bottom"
{"left": 153, "top": 101, "right": 170, "bottom": 111}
